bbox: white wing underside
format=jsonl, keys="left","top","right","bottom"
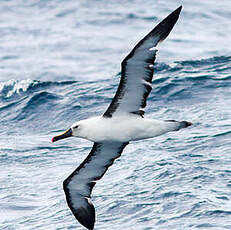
{"left": 63, "top": 142, "right": 128, "bottom": 230}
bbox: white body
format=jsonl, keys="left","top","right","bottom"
{"left": 72, "top": 115, "right": 179, "bottom": 143}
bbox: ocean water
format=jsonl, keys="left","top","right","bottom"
{"left": 1, "top": 0, "right": 231, "bottom": 229}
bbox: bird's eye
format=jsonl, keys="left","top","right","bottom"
{"left": 73, "top": 125, "right": 79, "bottom": 129}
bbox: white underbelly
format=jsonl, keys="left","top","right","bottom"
{"left": 83, "top": 116, "right": 173, "bottom": 143}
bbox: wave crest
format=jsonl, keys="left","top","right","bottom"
{"left": 0, "top": 79, "right": 39, "bottom": 98}
{"left": 0, "top": 79, "right": 76, "bottom": 99}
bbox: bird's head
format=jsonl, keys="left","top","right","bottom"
{"left": 51, "top": 122, "right": 81, "bottom": 142}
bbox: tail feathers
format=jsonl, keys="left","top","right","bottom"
{"left": 179, "top": 121, "right": 192, "bottom": 129}
{"left": 165, "top": 120, "right": 192, "bottom": 131}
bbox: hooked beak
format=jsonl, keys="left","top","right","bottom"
{"left": 52, "top": 128, "right": 72, "bottom": 142}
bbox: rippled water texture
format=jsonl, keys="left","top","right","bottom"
{"left": 1, "top": 1, "right": 231, "bottom": 229}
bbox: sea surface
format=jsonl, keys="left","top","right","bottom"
{"left": 1, "top": 0, "right": 231, "bottom": 229}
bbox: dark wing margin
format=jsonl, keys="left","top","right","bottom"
{"left": 63, "top": 142, "right": 128, "bottom": 230}
{"left": 103, "top": 6, "right": 182, "bottom": 118}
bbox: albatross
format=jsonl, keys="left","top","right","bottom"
{"left": 52, "top": 6, "right": 191, "bottom": 230}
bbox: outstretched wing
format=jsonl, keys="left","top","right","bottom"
{"left": 63, "top": 142, "right": 128, "bottom": 230}
{"left": 103, "top": 6, "right": 182, "bottom": 118}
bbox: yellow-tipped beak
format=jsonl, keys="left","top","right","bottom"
{"left": 52, "top": 128, "right": 72, "bottom": 142}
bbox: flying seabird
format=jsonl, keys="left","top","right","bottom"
{"left": 52, "top": 6, "right": 191, "bottom": 230}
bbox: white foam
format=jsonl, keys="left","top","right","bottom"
{"left": 0, "top": 79, "right": 39, "bottom": 98}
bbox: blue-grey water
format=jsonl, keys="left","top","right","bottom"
{"left": 1, "top": 0, "right": 231, "bottom": 229}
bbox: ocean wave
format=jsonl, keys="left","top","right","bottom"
{"left": 16, "top": 91, "right": 60, "bottom": 121}
{"left": 0, "top": 79, "right": 76, "bottom": 99}
{"left": 176, "top": 56, "right": 231, "bottom": 69}
{"left": 1, "top": 55, "right": 229, "bottom": 100}
{"left": 151, "top": 56, "right": 231, "bottom": 100}
{"left": 0, "top": 79, "right": 37, "bottom": 99}
{"left": 1, "top": 55, "right": 230, "bottom": 124}
{"left": 156, "top": 55, "right": 231, "bottom": 75}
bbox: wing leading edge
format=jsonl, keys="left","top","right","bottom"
{"left": 103, "top": 6, "right": 182, "bottom": 118}
{"left": 63, "top": 142, "right": 128, "bottom": 229}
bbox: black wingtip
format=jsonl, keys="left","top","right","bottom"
{"left": 174, "top": 6, "right": 183, "bottom": 18}
{"left": 63, "top": 180, "right": 96, "bottom": 230}
{"left": 176, "top": 5, "right": 183, "bottom": 13}
{"left": 153, "top": 5, "right": 183, "bottom": 43}
{"left": 170, "top": 6, "right": 183, "bottom": 17}
{"left": 73, "top": 198, "right": 95, "bottom": 230}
